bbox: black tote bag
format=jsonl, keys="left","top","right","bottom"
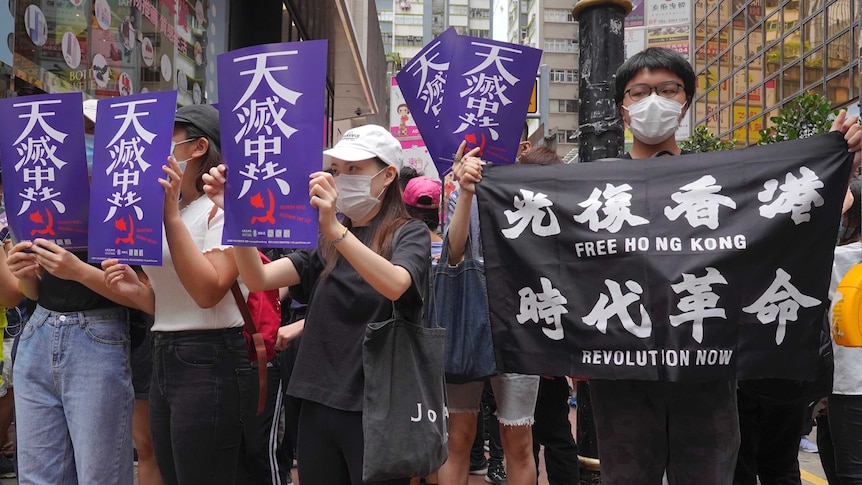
{"left": 361, "top": 310, "right": 448, "bottom": 482}
{"left": 428, "top": 236, "right": 497, "bottom": 383}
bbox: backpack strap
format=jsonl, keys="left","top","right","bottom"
{"left": 207, "top": 204, "right": 219, "bottom": 226}
{"left": 231, "top": 281, "right": 267, "bottom": 415}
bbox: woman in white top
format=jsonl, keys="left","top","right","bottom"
{"left": 102, "top": 105, "right": 252, "bottom": 485}
{"left": 820, "top": 179, "right": 862, "bottom": 484}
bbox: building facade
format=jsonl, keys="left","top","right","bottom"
{"left": 508, "top": 0, "right": 580, "bottom": 158}
{"left": 691, "top": 0, "right": 858, "bottom": 145}
{"left": 5, "top": 0, "right": 387, "bottom": 146}
{"left": 376, "top": 0, "right": 492, "bottom": 66}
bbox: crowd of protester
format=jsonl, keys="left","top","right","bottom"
{"left": 0, "top": 47, "right": 859, "bottom": 485}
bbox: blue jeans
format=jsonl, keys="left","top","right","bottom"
{"left": 150, "top": 328, "right": 253, "bottom": 485}
{"left": 15, "top": 305, "right": 133, "bottom": 485}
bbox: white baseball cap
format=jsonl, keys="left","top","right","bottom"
{"left": 323, "top": 124, "right": 403, "bottom": 171}
{"left": 83, "top": 99, "right": 98, "bottom": 122}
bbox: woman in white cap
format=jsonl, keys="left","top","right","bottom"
{"left": 203, "top": 124, "right": 430, "bottom": 484}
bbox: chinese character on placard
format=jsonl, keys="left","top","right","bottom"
{"left": 574, "top": 183, "right": 649, "bottom": 233}
{"left": 230, "top": 51, "right": 301, "bottom": 219}
{"left": 670, "top": 267, "right": 728, "bottom": 343}
{"left": 583, "top": 279, "right": 653, "bottom": 338}
{"left": 13, "top": 99, "right": 71, "bottom": 222}
{"left": 758, "top": 166, "right": 824, "bottom": 224}
{"left": 517, "top": 277, "right": 569, "bottom": 340}
{"left": 664, "top": 175, "right": 736, "bottom": 229}
{"left": 454, "top": 42, "right": 523, "bottom": 141}
{"left": 102, "top": 99, "right": 159, "bottom": 223}
{"left": 742, "top": 268, "right": 821, "bottom": 344}
{"left": 502, "top": 188, "right": 561, "bottom": 239}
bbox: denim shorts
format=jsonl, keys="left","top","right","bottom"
{"left": 446, "top": 373, "right": 539, "bottom": 426}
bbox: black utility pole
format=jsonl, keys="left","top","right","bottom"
{"left": 570, "top": 0, "right": 631, "bottom": 483}
{"left": 572, "top": 0, "right": 631, "bottom": 162}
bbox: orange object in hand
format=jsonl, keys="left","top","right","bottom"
{"left": 833, "top": 263, "right": 862, "bottom": 347}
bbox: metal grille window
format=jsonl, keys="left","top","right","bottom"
{"left": 551, "top": 99, "right": 578, "bottom": 112}
{"left": 544, "top": 38, "right": 578, "bottom": 53}
{"left": 550, "top": 69, "right": 578, "bottom": 83}
{"left": 544, "top": 8, "right": 574, "bottom": 22}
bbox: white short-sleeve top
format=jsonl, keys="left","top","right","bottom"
{"left": 145, "top": 195, "right": 247, "bottom": 332}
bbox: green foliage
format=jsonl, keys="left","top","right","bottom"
{"left": 758, "top": 92, "right": 837, "bottom": 145}
{"left": 680, "top": 125, "right": 734, "bottom": 152}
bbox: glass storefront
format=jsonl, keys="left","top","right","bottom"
{"left": 2, "top": 0, "right": 377, "bottom": 148}
{"left": 10, "top": 0, "right": 227, "bottom": 103}
{"left": 693, "top": 0, "right": 857, "bottom": 146}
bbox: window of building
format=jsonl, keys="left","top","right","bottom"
{"left": 556, "top": 129, "right": 578, "bottom": 144}
{"left": 450, "top": 5, "right": 468, "bottom": 16}
{"left": 544, "top": 38, "right": 578, "bottom": 53}
{"left": 394, "top": 14, "right": 424, "bottom": 25}
{"left": 550, "top": 69, "right": 578, "bottom": 83}
{"left": 544, "top": 8, "right": 574, "bottom": 22}
{"left": 550, "top": 99, "right": 577, "bottom": 112}
{"left": 468, "top": 29, "right": 490, "bottom": 38}
{"left": 394, "top": 35, "right": 423, "bottom": 46}
{"left": 470, "top": 8, "right": 490, "bottom": 18}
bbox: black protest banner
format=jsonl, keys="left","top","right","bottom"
{"left": 476, "top": 132, "right": 852, "bottom": 381}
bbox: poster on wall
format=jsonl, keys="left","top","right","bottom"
{"left": 0, "top": 2, "right": 14, "bottom": 66}
{"left": 646, "top": 0, "right": 691, "bottom": 27}
{"left": 14, "top": 0, "right": 91, "bottom": 93}
{"left": 11, "top": 0, "right": 217, "bottom": 106}
{"left": 733, "top": 104, "right": 763, "bottom": 143}
{"left": 626, "top": 0, "right": 645, "bottom": 27}
{"left": 646, "top": 25, "right": 690, "bottom": 58}
{"left": 390, "top": 77, "right": 439, "bottom": 181}
{"left": 625, "top": 27, "right": 646, "bottom": 60}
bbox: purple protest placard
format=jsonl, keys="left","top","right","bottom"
{"left": 0, "top": 93, "right": 91, "bottom": 249}
{"left": 396, "top": 27, "right": 458, "bottom": 175}
{"left": 627, "top": 0, "right": 645, "bottom": 27}
{"left": 439, "top": 36, "right": 542, "bottom": 167}
{"left": 217, "top": 40, "right": 326, "bottom": 248}
{"left": 87, "top": 91, "right": 177, "bottom": 265}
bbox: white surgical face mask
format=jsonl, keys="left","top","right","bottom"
{"left": 623, "top": 94, "right": 684, "bottom": 145}
{"left": 334, "top": 168, "right": 387, "bottom": 221}
{"left": 170, "top": 139, "right": 195, "bottom": 173}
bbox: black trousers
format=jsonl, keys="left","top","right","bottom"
{"left": 297, "top": 400, "right": 409, "bottom": 485}
{"left": 828, "top": 394, "right": 862, "bottom": 484}
{"left": 532, "top": 377, "right": 579, "bottom": 485}
{"left": 471, "top": 381, "right": 503, "bottom": 465}
{"left": 236, "top": 361, "right": 290, "bottom": 485}
{"left": 277, "top": 338, "right": 302, "bottom": 468}
{"left": 816, "top": 414, "right": 839, "bottom": 484}
{"left": 590, "top": 379, "right": 739, "bottom": 485}
{"left": 733, "top": 385, "right": 806, "bottom": 485}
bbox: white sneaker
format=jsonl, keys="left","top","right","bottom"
{"left": 799, "top": 436, "right": 818, "bottom": 453}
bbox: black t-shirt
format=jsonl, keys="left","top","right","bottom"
{"left": 617, "top": 149, "right": 694, "bottom": 160}
{"left": 286, "top": 219, "right": 430, "bottom": 412}
{"left": 38, "top": 251, "right": 118, "bottom": 312}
